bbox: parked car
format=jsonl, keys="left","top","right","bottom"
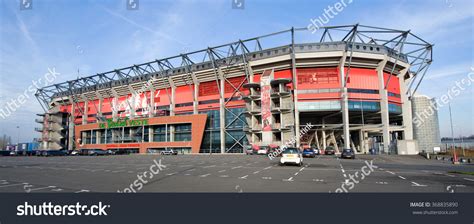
{"left": 76, "top": 149, "right": 91, "bottom": 156}
{"left": 369, "top": 148, "right": 377, "bottom": 155}
{"left": 244, "top": 145, "right": 254, "bottom": 155}
{"left": 257, "top": 146, "right": 270, "bottom": 155}
{"left": 280, "top": 147, "right": 303, "bottom": 166}
{"left": 37, "top": 150, "right": 68, "bottom": 157}
{"left": 88, "top": 149, "right": 108, "bottom": 156}
{"left": 341, "top": 148, "right": 355, "bottom": 159}
{"left": 0, "top": 150, "right": 12, "bottom": 156}
{"left": 302, "top": 148, "right": 316, "bottom": 158}
{"left": 70, "top": 150, "right": 80, "bottom": 156}
{"left": 268, "top": 146, "right": 280, "bottom": 156}
{"left": 161, "top": 149, "right": 178, "bottom": 155}
{"left": 312, "top": 148, "right": 320, "bottom": 155}
{"left": 325, "top": 146, "right": 336, "bottom": 155}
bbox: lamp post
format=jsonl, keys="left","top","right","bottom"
{"left": 16, "top": 126, "right": 20, "bottom": 145}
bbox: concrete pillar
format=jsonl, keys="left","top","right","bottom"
{"left": 149, "top": 126, "right": 153, "bottom": 142}
{"left": 339, "top": 53, "right": 350, "bottom": 149}
{"left": 82, "top": 100, "right": 88, "bottom": 125}
{"left": 399, "top": 68, "right": 413, "bottom": 140}
{"left": 220, "top": 77, "right": 225, "bottom": 153}
{"left": 193, "top": 83, "right": 199, "bottom": 114}
{"left": 322, "top": 130, "right": 327, "bottom": 149}
{"left": 377, "top": 59, "right": 390, "bottom": 154}
{"left": 68, "top": 98, "right": 75, "bottom": 150}
{"left": 169, "top": 86, "right": 175, "bottom": 142}
{"left": 149, "top": 88, "right": 155, "bottom": 118}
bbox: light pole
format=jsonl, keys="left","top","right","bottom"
{"left": 448, "top": 103, "right": 456, "bottom": 159}
{"left": 16, "top": 126, "right": 20, "bottom": 145}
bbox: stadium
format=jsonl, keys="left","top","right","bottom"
{"left": 33, "top": 24, "right": 435, "bottom": 155}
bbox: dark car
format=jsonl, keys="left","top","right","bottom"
{"left": 325, "top": 146, "right": 335, "bottom": 155}
{"left": 341, "top": 148, "right": 355, "bottom": 159}
{"left": 302, "top": 148, "right": 316, "bottom": 158}
{"left": 88, "top": 149, "right": 108, "bottom": 156}
{"left": 37, "top": 150, "right": 68, "bottom": 157}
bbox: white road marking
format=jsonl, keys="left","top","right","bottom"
{"left": 294, "top": 172, "right": 299, "bottom": 176}
{"left": 75, "top": 190, "right": 90, "bottom": 193}
{"left": 204, "top": 165, "right": 216, "bottom": 168}
{"left": 253, "top": 171, "right": 260, "bottom": 174}
{"left": 51, "top": 188, "right": 63, "bottom": 192}
{"left": 239, "top": 175, "right": 248, "bottom": 179}
{"left": 299, "top": 167, "right": 305, "bottom": 172}
{"left": 463, "top": 178, "right": 474, "bottom": 182}
{"left": 0, "top": 183, "right": 28, "bottom": 188}
{"left": 186, "top": 168, "right": 195, "bottom": 172}
{"left": 218, "top": 170, "right": 226, "bottom": 173}
{"left": 386, "top": 171, "right": 396, "bottom": 175}
{"left": 411, "top": 181, "right": 427, "bottom": 187}
{"left": 283, "top": 177, "right": 294, "bottom": 182}
{"left": 312, "top": 179, "right": 324, "bottom": 182}
{"left": 166, "top": 172, "right": 177, "bottom": 176}
{"left": 376, "top": 181, "right": 388, "bottom": 185}
{"left": 262, "top": 177, "right": 272, "bottom": 180}
{"left": 231, "top": 166, "right": 242, "bottom": 169}
{"left": 28, "top": 186, "right": 56, "bottom": 192}
{"left": 264, "top": 166, "right": 272, "bottom": 170}
{"left": 199, "top": 173, "right": 211, "bottom": 178}
{"left": 445, "top": 174, "right": 455, "bottom": 177}
{"left": 219, "top": 175, "right": 229, "bottom": 178}
{"left": 398, "top": 176, "right": 406, "bottom": 180}
{"left": 184, "top": 173, "right": 191, "bottom": 176}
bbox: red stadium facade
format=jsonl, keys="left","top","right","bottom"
{"left": 34, "top": 25, "right": 432, "bottom": 155}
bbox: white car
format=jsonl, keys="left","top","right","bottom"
{"left": 257, "top": 146, "right": 269, "bottom": 155}
{"left": 280, "top": 147, "right": 303, "bottom": 166}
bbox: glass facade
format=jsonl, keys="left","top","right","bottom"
{"left": 80, "top": 123, "right": 193, "bottom": 145}
{"left": 175, "top": 124, "right": 192, "bottom": 141}
{"left": 199, "top": 108, "right": 247, "bottom": 153}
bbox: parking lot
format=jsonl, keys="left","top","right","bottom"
{"left": 0, "top": 154, "right": 473, "bottom": 193}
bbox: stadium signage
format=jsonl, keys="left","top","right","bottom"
{"left": 99, "top": 118, "right": 149, "bottom": 129}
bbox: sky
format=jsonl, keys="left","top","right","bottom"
{"left": 0, "top": 0, "right": 473, "bottom": 143}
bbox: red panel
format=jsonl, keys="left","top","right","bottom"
{"left": 175, "top": 86, "right": 193, "bottom": 104}
{"left": 346, "top": 68, "right": 379, "bottom": 90}
{"left": 297, "top": 67, "right": 340, "bottom": 89}
{"left": 199, "top": 81, "right": 219, "bottom": 96}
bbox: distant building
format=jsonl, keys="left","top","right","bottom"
{"left": 412, "top": 95, "right": 441, "bottom": 153}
